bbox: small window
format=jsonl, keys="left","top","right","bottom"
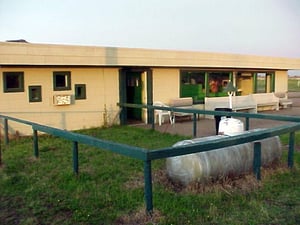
{"left": 3, "top": 72, "right": 24, "bottom": 93}
{"left": 75, "top": 84, "right": 86, "bottom": 100}
{"left": 53, "top": 71, "right": 71, "bottom": 91}
{"left": 29, "top": 85, "right": 42, "bottom": 102}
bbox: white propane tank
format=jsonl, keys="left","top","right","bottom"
{"left": 218, "top": 117, "right": 244, "bottom": 135}
{"left": 166, "top": 130, "right": 282, "bottom": 186}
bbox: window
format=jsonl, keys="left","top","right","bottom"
{"left": 53, "top": 71, "right": 71, "bottom": 91}
{"left": 29, "top": 85, "right": 42, "bottom": 102}
{"left": 180, "top": 71, "right": 232, "bottom": 102}
{"left": 180, "top": 71, "right": 206, "bottom": 103}
{"left": 208, "top": 72, "right": 230, "bottom": 97}
{"left": 3, "top": 72, "right": 24, "bottom": 92}
{"left": 254, "top": 72, "right": 275, "bottom": 93}
{"left": 75, "top": 84, "right": 86, "bottom": 100}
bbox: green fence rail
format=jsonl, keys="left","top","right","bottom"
{"left": 1, "top": 105, "right": 300, "bottom": 213}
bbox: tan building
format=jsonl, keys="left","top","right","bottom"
{"left": 1, "top": 41, "right": 300, "bottom": 135}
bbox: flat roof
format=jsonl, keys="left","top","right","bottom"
{"left": 0, "top": 42, "right": 299, "bottom": 70}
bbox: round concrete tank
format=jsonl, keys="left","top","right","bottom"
{"left": 166, "top": 133, "right": 282, "bottom": 186}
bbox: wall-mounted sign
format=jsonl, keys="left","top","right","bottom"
{"left": 53, "top": 95, "right": 71, "bottom": 105}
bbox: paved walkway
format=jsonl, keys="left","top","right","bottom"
{"left": 136, "top": 106, "right": 300, "bottom": 138}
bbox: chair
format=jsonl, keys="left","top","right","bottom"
{"left": 153, "top": 101, "right": 174, "bottom": 126}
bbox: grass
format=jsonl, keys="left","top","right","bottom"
{"left": 288, "top": 78, "right": 300, "bottom": 92}
{"left": 0, "top": 125, "right": 300, "bottom": 225}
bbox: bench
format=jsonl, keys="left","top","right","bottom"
{"left": 251, "top": 93, "right": 279, "bottom": 111}
{"left": 169, "top": 97, "right": 194, "bottom": 121}
{"left": 274, "top": 92, "right": 293, "bottom": 108}
{"left": 204, "top": 95, "right": 257, "bottom": 119}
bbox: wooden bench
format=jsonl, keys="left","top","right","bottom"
{"left": 251, "top": 93, "right": 279, "bottom": 111}
{"left": 204, "top": 95, "right": 257, "bottom": 119}
{"left": 169, "top": 97, "right": 194, "bottom": 121}
{"left": 274, "top": 92, "right": 293, "bottom": 108}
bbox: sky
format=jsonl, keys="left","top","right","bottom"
{"left": 0, "top": 0, "right": 300, "bottom": 59}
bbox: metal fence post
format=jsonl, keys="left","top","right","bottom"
{"left": 4, "top": 118, "right": 9, "bottom": 145}
{"left": 193, "top": 113, "right": 197, "bottom": 138}
{"left": 33, "top": 129, "right": 39, "bottom": 158}
{"left": 151, "top": 108, "right": 155, "bottom": 130}
{"left": 144, "top": 160, "right": 153, "bottom": 214}
{"left": 245, "top": 117, "right": 250, "bottom": 131}
{"left": 288, "top": 131, "right": 295, "bottom": 168}
{"left": 73, "top": 141, "right": 79, "bottom": 175}
{"left": 253, "top": 141, "right": 261, "bottom": 180}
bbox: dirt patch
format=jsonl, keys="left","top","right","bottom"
{"left": 115, "top": 207, "right": 164, "bottom": 225}
{"left": 152, "top": 168, "right": 262, "bottom": 194}
{"left": 157, "top": 161, "right": 289, "bottom": 194}
{"left": 125, "top": 161, "right": 289, "bottom": 195}
{"left": 123, "top": 175, "right": 145, "bottom": 190}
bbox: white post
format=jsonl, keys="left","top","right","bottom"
{"left": 228, "top": 92, "right": 233, "bottom": 109}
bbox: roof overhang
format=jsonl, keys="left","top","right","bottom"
{"left": 0, "top": 42, "right": 299, "bottom": 70}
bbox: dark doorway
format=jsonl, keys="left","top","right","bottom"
{"left": 126, "top": 71, "right": 142, "bottom": 121}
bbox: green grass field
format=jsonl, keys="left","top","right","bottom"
{"left": 288, "top": 78, "right": 300, "bottom": 92}
{"left": 0, "top": 126, "right": 300, "bottom": 225}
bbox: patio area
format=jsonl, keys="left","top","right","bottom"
{"left": 137, "top": 105, "right": 300, "bottom": 138}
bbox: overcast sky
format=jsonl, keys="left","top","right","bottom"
{"left": 0, "top": 0, "right": 300, "bottom": 59}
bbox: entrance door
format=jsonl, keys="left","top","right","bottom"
{"left": 126, "top": 72, "right": 142, "bottom": 121}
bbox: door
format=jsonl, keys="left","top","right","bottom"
{"left": 126, "top": 72, "right": 142, "bottom": 120}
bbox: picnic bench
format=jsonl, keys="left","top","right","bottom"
{"left": 169, "top": 97, "right": 194, "bottom": 121}
{"left": 205, "top": 95, "right": 257, "bottom": 118}
{"left": 274, "top": 92, "right": 293, "bottom": 108}
{"left": 251, "top": 93, "right": 279, "bottom": 111}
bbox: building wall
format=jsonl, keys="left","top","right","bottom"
{"left": 275, "top": 70, "right": 288, "bottom": 92}
{"left": 236, "top": 73, "right": 253, "bottom": 95}
{"left": 0, "top": 67, "right": 120, "bottom": 135}
{"left": 152, "top": 68, "right": 179, "bottom": 104}
{"left": 0, "top": 65, "right": 292, "bottom": 136}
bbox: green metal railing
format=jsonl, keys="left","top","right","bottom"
{"left": 1, "top": 105, "right": 300, "bottom": 213}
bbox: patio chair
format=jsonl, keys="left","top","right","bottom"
{"left": 153, "top": 101, "right": 174, "bottom": 126}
